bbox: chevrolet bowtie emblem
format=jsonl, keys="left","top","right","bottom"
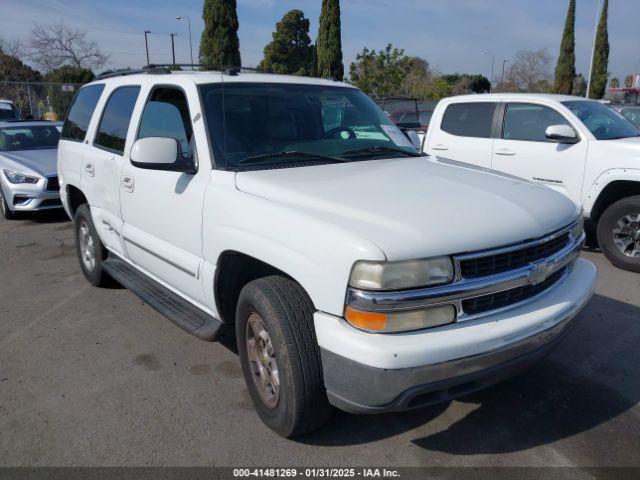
{"left": 528, "top": 261, "right": 553, "bottom": 285}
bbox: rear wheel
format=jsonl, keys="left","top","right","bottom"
{"left": 74, "top": 204, "right": 112, "bottom": 286}
{"left": 236, "top": 276, "right": 332, "bottom": 438}
{"left": 0, "top": 187, "right": 16, "bottom": 220}
{"left": 597, "top": 195, "right": 640, "bottom": 273}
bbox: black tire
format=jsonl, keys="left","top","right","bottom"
{"left": 236, "top": 276, "right": 332, "bottom": 438}
{"left": 74, "top": 204, "right": 112, "bottom": 286}
{"left": 596, "top": 195, "right": 640, "bottom": 273}
{"left": 0, "top": 187, "right": 17, "bottom": 220}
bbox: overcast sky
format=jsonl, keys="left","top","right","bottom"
{"left": 2, "top": 0, "right": 638, "bottom": 81}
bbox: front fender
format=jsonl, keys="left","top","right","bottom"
{"left": 582, "top": 168, "right": 640, "bottom": 218}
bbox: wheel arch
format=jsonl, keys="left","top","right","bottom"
{"left": 589, "top": 178, "right": 640, "bottom": 222}
{"left": 65, "top": 184, "right": 88, "bottom": 217}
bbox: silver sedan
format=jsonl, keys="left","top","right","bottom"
{"left": 0, "top": 121, "right": 62, "bottom": 219}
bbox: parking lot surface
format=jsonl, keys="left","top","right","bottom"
{"left": 1, "top": 212, "right": 639, "bottom": 467}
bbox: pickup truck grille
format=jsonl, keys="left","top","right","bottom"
{"left": 459, "top": 232, "right": 570, "bottom": 278}
{"left": 45, "top": 176, "right": 60, "bottom": 192}
{"left": 461, "top": 267, "right": 567, "bottom": 316}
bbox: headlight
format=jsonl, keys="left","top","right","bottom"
{"left": 345, "top": 305, "right": 456, "bottom": 333}
{"left": 349, "top": 257, "right": 454, "bottom": 290}
{"left": 570, "top": 217, "right": 584, "bottom": 240}
{"left": 3, "top": 169, "right": 39, "bottom": 184}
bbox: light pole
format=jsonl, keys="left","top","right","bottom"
{"left": 501, "top": 60, "right": 510, "bottom": 89}
{"left": 482, "top": 51, "right": 495, "bottom": 93}
{"left": 144, "top": 30, "right": 151, "bottom": 67}
{"left": 586, "top": 0, "right": 603, "bottom": 98}
{"left": 176, "top": 16, "right": 194, "bottom": 68}
{"left": 170, "top": 33, "right": 178, "bottom": 66}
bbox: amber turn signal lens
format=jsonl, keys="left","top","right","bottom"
{"left": 344, "top": 306, "right": 388, "bottom": 331}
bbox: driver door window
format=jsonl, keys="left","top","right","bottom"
{"left": 503, "top": 103, "right": 571, "bottom": 142}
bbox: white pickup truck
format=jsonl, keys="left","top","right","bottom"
{"left": 422, "top": 93, "right": 640, "bottom": 272}
{"left": 58, "top": 70, "right": 595, "bottom": 437}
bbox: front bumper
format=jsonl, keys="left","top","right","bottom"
{"left": 315, "top": 258, "right": 596, "bottom": 414}
{"left": 1, "top": 176, "right": 62, "bottom": 212}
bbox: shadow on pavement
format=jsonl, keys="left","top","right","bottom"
{"left": 302, "top": 294, "right": 640, "bottom": 451}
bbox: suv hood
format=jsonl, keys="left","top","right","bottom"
{"left": 235, "top": 157, "right": 578, "bottom": 260}
{"left": 0, "top": 149, "right": 58, "bottom": 177}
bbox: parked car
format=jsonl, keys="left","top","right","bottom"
{"left": 423, "top": 93, "right": 640, "bottom": 272}
{"left": 0, "top": 120, "right": 62, "bottom": 219}
{"left": 0, "top": 100, "right": 23, "bottom": 121}
{"left": 609, "top": 103, "right": 640, "bottom": 128}
{"left": 389, "top": 108, "right": 433, "bottom": 130}
{"left": 58, "top": 70, "right": 595, "bottom": 437}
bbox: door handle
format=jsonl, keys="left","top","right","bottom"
{"left": 84, "top": 163, "right": 95, "bottom": 177}
{"left": 431, "top": 144, "right": 449, "bottom": 151}
{"left": 495, "top": 149, "right": 516, "bottom": 156}
{"left": 121, "top": 176, "right": 134, "bottom": 193}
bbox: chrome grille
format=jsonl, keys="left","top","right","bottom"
{"left": 459, "top": 232, "right": 570, "bottom": 278}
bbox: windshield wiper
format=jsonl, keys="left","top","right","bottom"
{"left": 239, "top": 151, "right": 347, "bottom": 165}
{"left": 340, "top": 146, "right": 422, "bottom": 157}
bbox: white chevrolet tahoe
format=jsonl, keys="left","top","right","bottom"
{"left": 57, "top": 69, "right": 596, "bottom": 437}
{"left": 423, "top": 94, "right": 640, "bottom": 272}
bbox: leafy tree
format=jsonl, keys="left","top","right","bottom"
{"left": 258, "top": 10, "right": 314, "bottom": 75}
{"left": 348, "top": 44, "right": 413, "bottom": 98}
{"left": 554, "top": 0, "right": 576, "bottom": 94}
{"left": 200, "top": 0, "right": 241, "bottom": 68}
{"left": 316, "top": 0, "right": 343, "bottom": 80}
{"left": 589, "top": 0, "right": 609, "bottom": 99}
{"left": 573, "top": 73, "right": 587, "bottom": 96}
{"left": 0, "top": 52, "right": 41, "bottom": 82}
{"left": 44, "top": 66, "right": 95, "bottom": 118}
{"left": 26, "top": 23, "right": 108, "bottom": 71}
{"left": 610, "top": 77, "right": 620, "bottom": 89}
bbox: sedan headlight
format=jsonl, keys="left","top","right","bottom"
{"left": 349, "top": 257, "right": 454, "bottom": 291}
{"left": 3, "top": 169, "right": 39, "bottom": 184}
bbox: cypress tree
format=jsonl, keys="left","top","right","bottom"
{"left": 316, "top": 0, "right": 344, "bottom": 80}
{"left": 554, "top": 0, "right": 576, "bottom": 94}
{"left": 257, "top": 10, "right": 314, "bottom": 76}
{"left": 589, "top": 0, "right": 609, "bottom": 99}
{"left": 199, "top": 0, "right": 241, "bottom": 68}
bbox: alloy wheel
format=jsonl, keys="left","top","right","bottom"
{"left": 78, "top": 221, "right": 97, "bottom": 271}
{"left": 612, "top": 213, "right": 640, "bottom": 258}
{"left": 245, "top": 313, "right": 280, "bottom": 408}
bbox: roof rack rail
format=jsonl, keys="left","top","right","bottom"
{"left": 147, "top": 64, "right": 260, "bottom": 75}
{"left": 96, "top": 66, "right": 171, "bottom": 80}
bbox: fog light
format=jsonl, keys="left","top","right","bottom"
{"left": 345, "top": 305, "right": 456, "bottom": 333}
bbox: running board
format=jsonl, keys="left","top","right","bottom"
{"left": 102, "top": 257, "right": 224, "bottom": 341}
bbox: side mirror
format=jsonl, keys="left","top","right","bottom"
{"left": 405, "top": 130, "right": 422, "bottom": 150}
{"left": 545, "top": 125, "right": 579, "bottom": 144}
{"left": 130, "top": 137, "right": 197, "bottom": 174}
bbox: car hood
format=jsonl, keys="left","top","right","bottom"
{"left": 235, "top": 157, "right": 579, "bottom": 260}
{"left": 0, "top": 149, "right": 58, "bottom": 177}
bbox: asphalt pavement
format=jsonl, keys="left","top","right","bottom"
{"left": 1, "top": 211, "right": 639, "bottom": 467}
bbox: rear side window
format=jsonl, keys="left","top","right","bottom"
{"left": 61, "top": 84, "right": 105, "bottom": 141}
{"left": 94, "top": 86, "right": 141, "bottom": 155}
{"left": 441, "top": 102, "right": 496, "bottom": 138}
{"left": 503, "top": 103, "right": 570, "bottom": 142}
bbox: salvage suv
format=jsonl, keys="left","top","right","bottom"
{"left": 57, "top": 69, "right": 596, "bottom": 437}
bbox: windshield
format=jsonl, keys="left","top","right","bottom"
{"left": 621, "top": 107, "right": 640, "bottom": 128}
{"left": 0, "top": 125, "right": 60, "bottom": 151}
{"left": 562, "top": 100, "right": 640, "bottom": 140}
{"left": 198, "top": 83, "right": 421, "bottom": 170}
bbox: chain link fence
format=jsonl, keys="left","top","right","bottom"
{"left": 0, "top": 81, "right": 83, "bottom": 121}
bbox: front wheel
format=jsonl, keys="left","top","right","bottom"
{"left": 74, "top": 204, "right": 112, "bottom": 286}
{"left": 236, "top": 276, "right": 332, "bottom": 438}
{"left": 597, "top": 195, "right": 640, "bottom": 273}
{"left": 0, "top": 187, "right": 16, "bottom": 220}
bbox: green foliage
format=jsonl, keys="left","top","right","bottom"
{"left": 610, "top": 77, "right": 620, "bottom": 88}
{"left": 258, "top": 10, "right": 314, "bottom": 75}
{"left": 554, "top": 0, "right": 576, "bottom": 94}
{"left": 573, "top": 73, "right": 587, "bottom": 96}
{"left": 44, "top": 66, "right": 95, "bottom": 118}
{"left": 199, "top": 0, "right": 241, "bottom": 68}
{"left": 589, "top": 0, "right": 609, "bottom": 99}
{"left": 0, "top": 52, "right": 41, "bottom": 81}
{"left": 316, "top": 0, "right": 343, "bottom": 80}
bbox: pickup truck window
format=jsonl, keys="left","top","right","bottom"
{"left": 94, "top": 86, "right": 141, "bottom": 155}
{"left": 61, "top": 84, "right": 105, "bottom": 142}
{"left": 138, "top": 87, "right": 193, "bottom": 157}
{"left": 441, "top": 102, "right": 496, "bottom": 138}
{"left": 198, "top": 82, "right": 420, "bottom": 170}
{"left": 563, "top": 100, "right": 640, "bottom": 140}
{"left": 621, "top": 107, "right": 640, "bottom": 128}
{"left": 503, "top": 103, "right": 570, "bottom": 142}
